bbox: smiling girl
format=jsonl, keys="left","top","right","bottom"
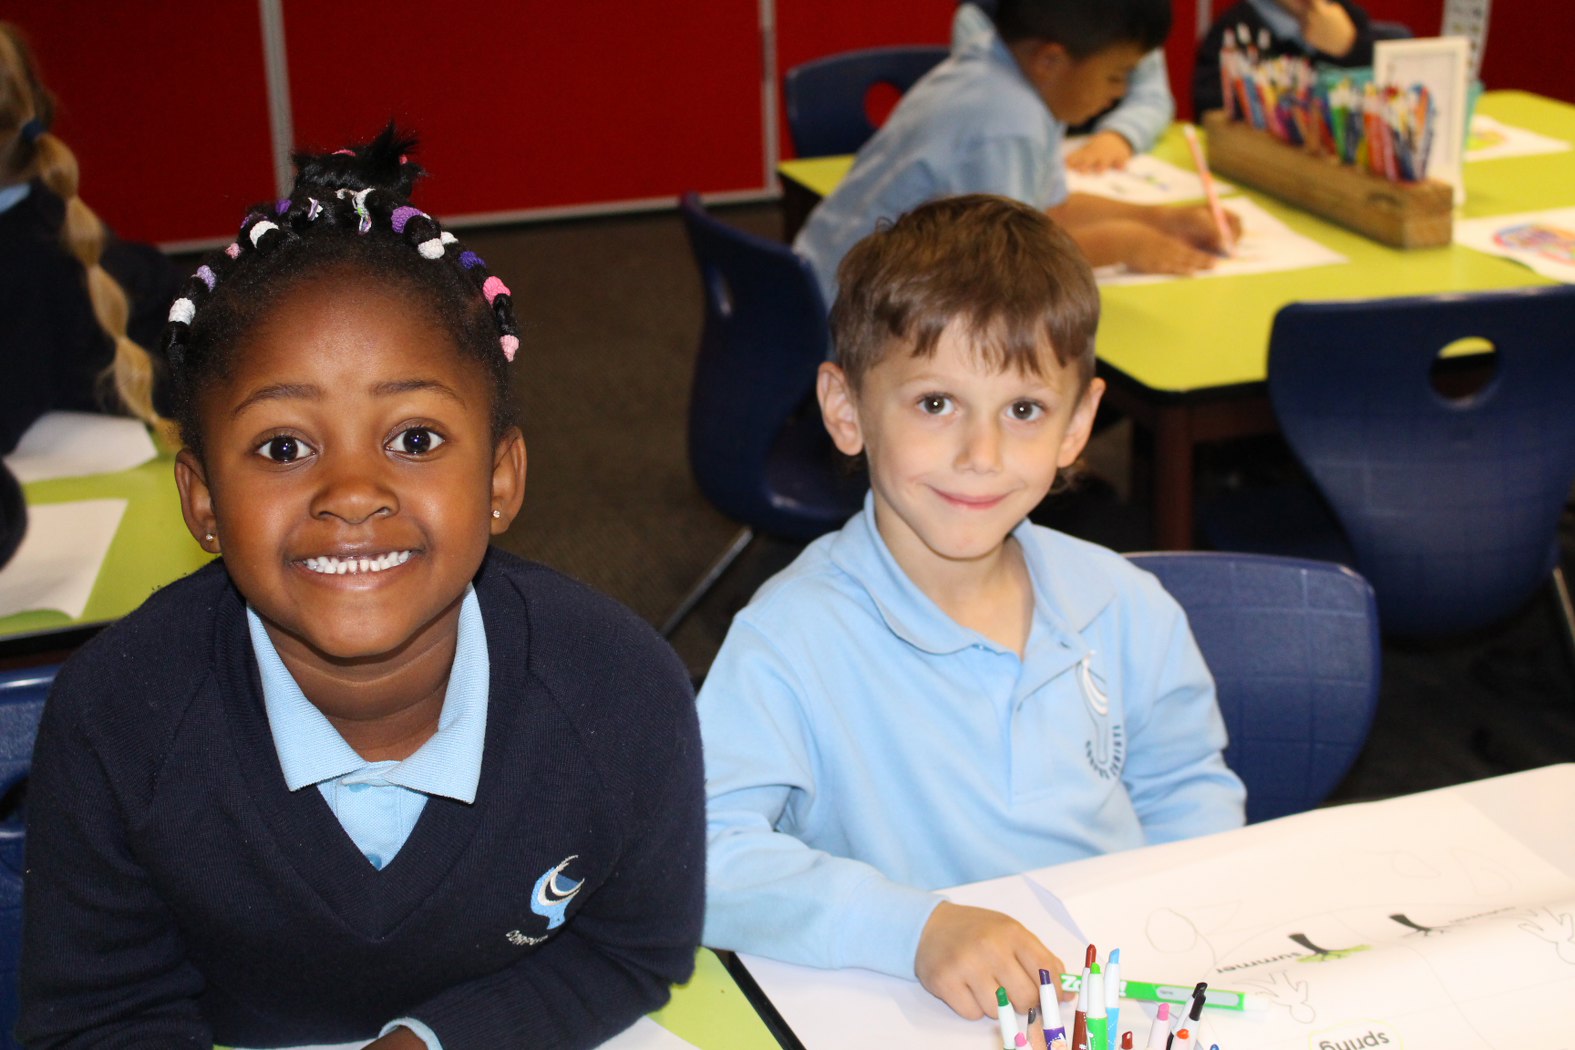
{"left": 19, "top": 128, "right": 704, "bottom": 1050}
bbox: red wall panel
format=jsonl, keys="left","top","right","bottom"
{"left": 4, "top": 2, "right": 275, "bottom": 245}
{"left": 283, "top": 1, "right": 766, "bottom": 218}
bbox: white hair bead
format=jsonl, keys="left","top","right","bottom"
{"left": 249, "top": 220, "right": 279, "bottom": 247}
{"left": 168, "top": 298, "right": 196, "bottom": 325}
{"left": 417, "top": 238, "right": 445, "bottom": 260}
{"left": 440, "top": 232, "right": 458, "bottom": 244}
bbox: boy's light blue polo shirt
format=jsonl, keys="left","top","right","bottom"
{"left": 244, "top": 588, "right": 489, "bottom": 1050}
{"left": 699, "top": 495, "right": 1245, "bottom": 979}
{"left": 793, "top": 7, "right": 1068, "bottom": 307}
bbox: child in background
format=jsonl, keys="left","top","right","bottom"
{"left": 19, "top": 127, "right": 704, "bottom": 1050}
{"left": 1193, "top": 0, "right": 1376, "bottom": 115}
{"left": 702, "top": 196, "right": 1245, "bottom": 1025}
{"left": 956, "top": 1, "right": 1176, "bottom": 173}
{"left": 794, "top": 0, "right": 1238, "bottom": 308}
{"left": 0, "top": 21, "right": 179, "bottom": 453}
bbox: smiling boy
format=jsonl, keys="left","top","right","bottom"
{"left": 794, "top": 0, "right": 1238, "bottom": 308}
{"left": 700, "top": 197, "right": 1245, "bottom": 1024}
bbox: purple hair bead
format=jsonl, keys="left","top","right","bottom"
{"left": 275, "top": 198, "right": 291, "bottom": 215}
{"left": 391, "top": 206, "right": 424, "bottom": 234}
{"left": 196, "top": 265, "right": 217, "bottom": 291}
{"left": 459, "top": 250, "right": 483, "bottom": 270}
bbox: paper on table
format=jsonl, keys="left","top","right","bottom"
{"left": 0, "top": 499, "right": 127, "bottom": 619}
{"left": 3, "top": 411, "right": 157, "bottom": 483}
{"left": 1465, "top": 115, "right": 1572, "bottom": 162}
{"left": 597, "top": 1017, "right": 703, "bottom": 1049}
{"left": 1054, "top": 793, "right": 1575, "bottom": 1050}
{"left": 1095, "top": 197, "right": 1347, "bottom": 287}
{"left": 1454, "top": 206, "right": 1575, "bottom": 283}
{"left": 1065, "top": 139, "right": 1237, "bottom": 205}
{"left": 738, "top": 873, "right": 1086, "bottom": 1048}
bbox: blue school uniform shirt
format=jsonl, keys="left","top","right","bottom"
{"left": 699, "top": 495, "right": 1245, "bottom": 979}
{"left": 245, "top": 586, "right": 490, "bottom": 1050}
{"left": 792, "top": 6, "right": 1069, "bottom": 307}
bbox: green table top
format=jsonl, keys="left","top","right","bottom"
{"left": 2, "top": 450, "right": 213, "bottom": 644}
{"left": 780, "top": 91, "right": 1575, "bottom": 396}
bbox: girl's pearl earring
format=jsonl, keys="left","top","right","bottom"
{"left": 491, "top": 509, "right": 501, "bottom": 519}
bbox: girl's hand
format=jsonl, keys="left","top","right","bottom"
{"left": 364, "top": 1027, "right": 427, "bottom": 1050}
{"left": 914, "top": 901, "right": 1071, "bottom": 1031}
{"left": 1067, "top": 132, "right": 1136, "bottom": 174}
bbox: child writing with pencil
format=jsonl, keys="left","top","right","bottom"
{"left": 700, "top": 195, "right": 1246, "bottom": 1032}
{"left": 19, "top": 126, "right": 705, "bottom": 1050}
{"left": 794, "top": 0, "right": 1240, "bottom": 308}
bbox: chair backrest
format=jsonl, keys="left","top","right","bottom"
{"left": 0, "top": 664, "right": 54, "bottom": 1048}
{"left": 1127, "top": 553, "right": 1380, "bottom": 824}
{"left": 677, "top": 194, "right": 861, "bottom": 540}
{"left": 784, "top": 45, "right": 950, "bottom": 157}
{"left": 1266, "top": 286, "right": 1575, "bottom": 636}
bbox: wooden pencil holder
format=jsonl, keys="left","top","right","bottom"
{"left": 1201, "top": 109, "right": 1453, "bottom": 250}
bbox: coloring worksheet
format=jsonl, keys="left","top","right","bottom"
{"left": 1053, "top": 794, "right": 1575, "bottom": 1050}
{"left": 1454, "top": 206, "right": 1575, "bottom": 282}
{"left": 1064, "top": 139, "right": 1237, "bottom": 206}
{"left": 1465, "top": 115, "right": 1572, "bottom": 162}
{"left": 1094, "top": 197, "right": 1346, "bottom": 287}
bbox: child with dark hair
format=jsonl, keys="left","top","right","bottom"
{"left": 703, "top": 195, "right": 1244, "bottom": 1025}
{"left": 794, "top": 0, "right": 1240, "bottom": 307}
{"left": 19, "top": 126, "right": 704, "bottom": 1050}
{"left": 1193, "top": 0, "right": 1376, "bottom": 115}
{"left": 0, "top": 21, "right": 180, "bottom": 453}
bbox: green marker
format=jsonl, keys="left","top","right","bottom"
{"left": 1058, "top": 973, "right": 1267, "bottom": 1012}
{"left": 1086, "top": 963, "right": 1108, "bottom": 1050}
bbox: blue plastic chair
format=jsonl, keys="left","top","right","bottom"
{"left": 784, "top": 45, "right": 949, "bottom": 157}
{"left": 665, "top": 195, "right": 866, "bottom": 636}
{"left": 1369, "top": 20, "right": 1415, "bottom": 41}
{"left": 1207, "top": 286, "right": 1575, "bottom": 649}
{"left": 1127, "top": 553, "right": 1380, "bottom": 824}
{"left": 0, "top": 664, "right": 55, "bottom": 1048}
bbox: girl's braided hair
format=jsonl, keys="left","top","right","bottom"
{"left": 163, "top": 123, "right": 520, "bottom": 457}
{"left": 0, "top": 22, "right": 175, "bottom": 444}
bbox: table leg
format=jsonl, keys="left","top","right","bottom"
{"left": 1153, "top": 405, "right": 1196, "bottom": 550}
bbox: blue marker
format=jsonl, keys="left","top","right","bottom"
{"left": 1105, "top": 949, "right": 1122, "bottom": 1050}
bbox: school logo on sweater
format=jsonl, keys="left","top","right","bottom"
{"left": 506, "top": 855, "right": 584, "bottom": 946}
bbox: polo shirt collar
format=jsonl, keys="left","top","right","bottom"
{"left": 247, "top": 585, "right": 489, "bottom": 803}
{"left": 828, "top": 493, "right": 1117, "bottom": 656}
{"left": 0, "top": 183, "right": 30, "bottom": 216}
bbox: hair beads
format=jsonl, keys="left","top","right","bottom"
{"left": 163, "top": 126, "right": 523, "bottom": 377}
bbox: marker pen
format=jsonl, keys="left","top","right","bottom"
{"left": 1171, "top": 1027, "right": 1191, "bottom": 1050}
{"left": 1086, "top": 963, "right": 1108, "bottom": 1050}
{"left": 997, "top": 987, "right": 1018, "bottom": 1050}
{"left": 1040, "top": 969, "right": 1068, "bottom": 1050}
{"left": 1144, "top": 1003, "right": 1170, "bottom": 1050}
{"left": 1072, "top": 962, "right": 1090, "bottom": 1050}
{"left": 1122, "top": 1033, "right": 1134, "bottom": 1050}
{"left": 1105, "top": 949, "right": 1122, "bottom": 1050}
{"left": 1060, "top": 977, "right": 1266, "bottom": 1012}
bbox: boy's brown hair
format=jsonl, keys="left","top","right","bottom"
{"left": 829, "top": 194, "right": 1100, "bottom": 394}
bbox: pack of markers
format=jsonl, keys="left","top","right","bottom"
{"left": 1216, "top": 34, "right": 1436, "bottom": 184}
{"left": 995, "top": 944, "right": 1257, "bottom": 1050}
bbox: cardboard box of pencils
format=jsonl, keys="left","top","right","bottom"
{"left": 1201, "top": 110, "right": 1452, "bottom": 249}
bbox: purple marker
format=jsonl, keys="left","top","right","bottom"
{"left": 1040, "top": 969, "right": 1069, "bottom": 1050}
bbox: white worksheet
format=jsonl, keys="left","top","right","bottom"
{"left": 1095, "top": 197, "right": 1347, "bottom": 287}
{"left": 1455, "top": 206, "right": 1575, "bottom": 282}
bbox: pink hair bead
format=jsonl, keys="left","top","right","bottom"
{"left": 500, "top": 334, "right": 519, "bottom": 362}
{"left": 482, "top": 276, "right": 510, "bottom": 304}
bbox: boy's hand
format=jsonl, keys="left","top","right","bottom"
{"left": 1121, "top": 223, "right": 1221, "bottom": 275}
{"left": 1066, "top": 131, "right": 1135, "bottom": 173}
{"left": 915, "top": 902, "right": 1070, "bottom": 1027}
{"left": 1277, "top": 0, "right": 1359, "bottom": 56}
{"left": 1158, "top": 204, "right": 1243, "bottom": 255}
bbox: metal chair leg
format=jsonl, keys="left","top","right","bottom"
{"left": 660, "top": 527, "right": 755, "bottom": 638}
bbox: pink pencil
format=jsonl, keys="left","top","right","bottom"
{"left": 1181, "top": 123, "right": 1235, "bottom": 257}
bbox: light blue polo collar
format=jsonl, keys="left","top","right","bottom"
{"left": 247, "top": 585, "right": 488, "bottom": 803}
{"left": 0, "top": 183, "right": 31, "bottom": 216}
{"left": 828, "top": 492, "right": 1116, "bottom": 656}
